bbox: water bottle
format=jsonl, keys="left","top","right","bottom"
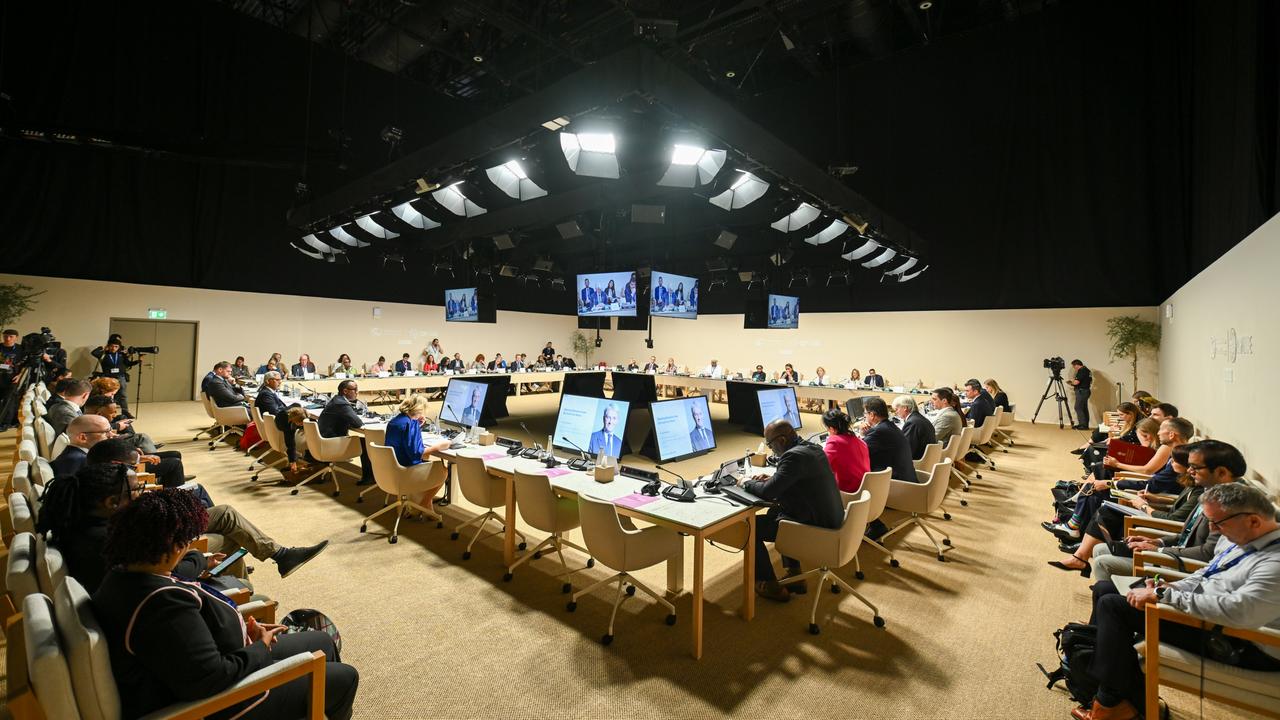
{"left": 546, "top": 435, "right": 554, "bottom": 460}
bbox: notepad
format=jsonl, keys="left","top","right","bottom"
{"left": 539, "top": 467, "right": 572, "bottom": 478}
{"left": 481, "top": 451, "right": 507, "bottom": 460}
{"left": 614, "top": 493, "right": 659, "bottom": 509}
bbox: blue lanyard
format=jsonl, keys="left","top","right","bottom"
{"left": 1204, "top": 538, "right": 1280, "bottom": 578}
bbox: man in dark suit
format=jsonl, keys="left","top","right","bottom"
{"left": 254, "top": 372, "right": 290, "bottom": 417}
{"left": 291, "top": 354, "right": 317, "bottom": 377}
{"left": 769, "top": 300, "right": 781, "bottom": 324}
{"left": 47, "top": 378, "right": 91, "bottom": 437}
{"left": 579, "top": 279, "right": 597, "bottom": 310}
{"left": 205, "top": 362, "right": 247, "bottom": 407}
{"left": 688, "top": 402, "right": 714, "bottom": 452}
{"left": 963, "top": 378, "right": 995, "bottom": 431}
{"left": 864, "top": 369, "right": 885, "bottom": 388}
{"left": 861, "top": 398, "right": 916, "bottom": 483}
{"left": 393, "top": 353, "right": 414, "bottom": 374}
{"left": 446, "top": 295, "right": 458, "bottom": 318}
{"left": 892, "top": 396, "right": 937, "bottom": 460}
{"left": 560, "top": 356, "right": 577, "bottom": 369}
{"left": 743, "top": 419, "right": 844, "bottom": 601}
{"left": 51, "top": 414, "right": 113, "bottom": 476}
{"left": 319, "top": 380, "right": 373, "bottom": 484}
{"left": 487, "top": 353, "right": 509, "bottom": 371}
{"left": 653, "top": 277, "right": 669, "bottom": 310}
{"left": 587, "top": 404, "right": 623, "bottom": 458}
{"left": 446, "top": 353, "right": 465, "bottom": 371}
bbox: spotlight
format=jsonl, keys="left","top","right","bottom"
{"left": 840, "top": 237, "right": 879, "bottom": 261}
{"left": 560, "top": 132, "right": 619, "bottom": 178}
{"left": 769, "top": 246, "right": 794, "bottom": 266}
{"left": 432, "top": 183, "right": 487, "bottom": 217}
{"left": 328, "top": 225, "right": 370, "bottom": 248}
{"left": 356, "top": 213, "right": 400, "bottom": 239}
{"left": 533, "top": 258, "right": 555, "bottom": 272}
{"left": 382, "top": 252, "right": 406, "bottom": 270}
{"left": 485, "top": 160, "right": 547, "bottom": 201}
{"left": 594, "top": 336, "right": 603, "bottom": 348}
{"left": 709, "top": 171, "right": 770, "bottom": 210}
{"left": 737, "top": 270, "right": 754, "bottom": 283}
{"left": 460, "top": 241, "right": 476, "bottom": 259}
{"left": 861, "top": 247, "right": 897, "bottom": 268}
{"left": 499, "top": 264, "right": 520, "bottom": 278}
{"left": 884, "top": 256, "right": 919, "bottom": 276}
{"left": 706, "top": 256, "right": 730, "bottom": 272}
{"left": 804, "top": 219, "right": 849, "bottom": 246}
{"left": 788, "top": 268, "right": 810, "bottom": 288}
{"left": 707, "top": 272, "right": 729, "bottom": 292}
{"left": 770, "top": 202, "right": 821, "bottom": 233}
{"left": 556, "top": 220, "right": 584, "bottom": 239}
{"left": 391, "top": 200, "right": 441, "bottom": 229}
{"left": 540, "top": 116, "right": 571, "bottom": 131}
{"left": 713, "top": 229, "right": 738, "bottom": 250}
{"left": 746, "top": 271, "right": 767, "bottom": 290}
{"left": 291, "top": 241, "right": 331, "bottom": 261}
{"left": 899, "top": 265, "right": 928, "bottom": 282}
{"left": 826, "top": 268, "right": 850, "bottom": 286}
{"left": 658, "top": 145, "right": 727, "bottom": 187}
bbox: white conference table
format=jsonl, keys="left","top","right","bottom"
{"left": 282, "top": 370, "right": 580, "bottom": 396}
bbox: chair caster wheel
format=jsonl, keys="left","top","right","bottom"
{"left": 517, "top": 542, "right": 527, "bottom": 551}
{"left": 331, "top": 490, "right": 340, "bottom": 498}
{"left": 248, "top": 464, "right": 255, "bottom": 471}
{"left": 990, "top": 465, "right": 996, "bottom": 471}
{"left": 831, "top": 584, "right": 841, "bottom": 594}
{"left": 359, "top": 525, "right": 367, "bottom": 533}
{"left": 976, "top": 473, "right": 983, "bottom": 480}
{"left": 937, "top": 554, "right": 946, "bottom": 562}
{"left": 962, "top": 486, "right": 970, "bottom": 492}
{"left": 601, "top": 634, "right": 613, "bottom": 646}
{"left": 356, "top": 496, "right": 363, "bottom": 504}
{"left": 960, "top": 500, "right": 969, "bottom": 507}
{"left": 625, "top": 585, "right": 636, "bottom": 596}
{"left": 562, "top": 583, "right": 572, "bottom": 594}
{"left": 808, "top": 623, "right": 820, "bottom": 635}
{"left": 389, "top": 536, "right": 397, "bottom": 544}
{"left": 873, "top": 616, "right": 886, "bottom": 628}
{"left": 942, "top": 538, "right": 952, "bottom": 546}
{"left": 586, "top": 558, "right": 595, "bottom": 568}
{"left": 943, "top": 513, "right": 952, "bottom": 521}
{"left": 251, "top": 475, "right": 259, "bottom": 482}
{"left": 566, "top": 601, "right": 577, "bottom": 612}
{"left": 290, "top": 489, "right": 299, "bottom": 496}
{"left": 462, "top": 551, "right": 472, "bottom": 560}
{"left": 533, "top": 551, "right": 542, "bottom": 560}
{"left": 854, "top": 571, "right": 865, "bottom": 580}
{"left": 889, "top": 559, "right": 900, "bottom": 568}
{"left": 450, "top": 532, "right": 459, "bottom": 540}
{"left": 665, "top": 613, "right": 677, "bottom": 626}
{"left": 436, "top": 521, "right": 444, "bottom": 529}
{"left": 503, "top": 572, "right": 513, "bottom": 582}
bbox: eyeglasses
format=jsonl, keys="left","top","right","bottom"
{"left": 1205, "top": 511, "right": 1253, "bottom": 529}
{"left": 81, "top": 429, "right": 111, "bottom": 436}
{"left": 1185, "top": 463, "right": 1208, "bottom": 473}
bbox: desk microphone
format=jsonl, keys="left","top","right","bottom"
{"left": 655, "top": 465, "right": 696, "bottom": 502}
{"left": 559, "top": 436, "right": 593, "bottom": 470}
{"left": 803, "top": 430, "right": 827, "bottom": 444}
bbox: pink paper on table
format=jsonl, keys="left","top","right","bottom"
{"left": 538, "top": 467, "right": 571, "bottom": 478}
{"left": 614, "top": 493, "right": 659, "bottom": 509}
{"left": 481, "top": 451, "right": 507, "bottom": 460}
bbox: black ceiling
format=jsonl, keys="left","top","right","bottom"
{"left": 1, "top": 0, "right": 1276, "bottom": 318}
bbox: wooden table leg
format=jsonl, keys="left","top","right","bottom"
{"left": 692, "top": 537, "right": 704, "bottom": 659}
{"left": 502, "top": 476, "right": 516, "bottom": 566}
{"left": 742, "top": 513, "right": 756, "bottom": 621}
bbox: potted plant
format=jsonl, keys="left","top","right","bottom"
{"left": 1105, "top": 315, "right": 1162, "bottom": 391}
{"left": 570, "top": 330, "right": 594, "bottom": 367}
{"left": 0, "top": 282, "right": 43, "bottom": 327}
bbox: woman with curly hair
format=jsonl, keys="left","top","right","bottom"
{"left": 91, "top": 488, "right": 359, "bottom": 720}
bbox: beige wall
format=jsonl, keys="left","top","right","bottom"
{"left": 1158, "top": 212, "right": 1280, "bottom": 490}
{"left": 3, "top": 273, "right": 1156, "bottom": 423}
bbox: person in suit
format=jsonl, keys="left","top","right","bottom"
{"left": 469, "top": 292, "right": 477, "bottom": 314}
{"left": 864, "top": 368, "right": 885, "bottom": 388}
{"left": 319, "top": 380, "right": 373, "bottom": 484}
{"left": 643, "top": 356, "right": 660, "bottom": 373}
{"left": 892, "top": 395, "right": 937, "bottom": 459}
{"left": 460, "top": 385, "right": 485, "bottom": 426}
{"left": 984, "top": 378, "right": 1011, "bottom": 412}
{"left": 291, "top": 354, "right": 317, "bottom": 377}
{"left": 688, "top": 402, "right": 714, "bottom": 451}
{"left": 253, "top": 371, "right": 290, "bottom": 417}
{"left": 488, "top": 353, "right": 509, "bottom": 371}
{"left": 579, "top": 279, "right": 597, "bottom": 310}
{"left": 781, "top": 392, "right": 801, "bottom": 428}
{"left": 510, "top": 354, "right": 526, "bottom": 371}
{"left": 394, "top": 353, "right": 414, "bottom": 374}
{"left": 445, "top": 353, "right": 465, "bottom": 371}
{"left": 689, "top": 282, "right": 698, "bottom": 309}
{"left": 93, "top": 339, "right": 140, "bottom": 416}
{"left": 587, "top": 404, "right": 623, "bottom": 457}
{"left": 624, "top": 276, "right": 638, "bottom": 306}
{"left": 205, "top": 362, "right": 247, "bottom": 408}
{"left": 90, "top": 489, "right": 357, "bottom": 720}
{"left": 653, "top": 277, "right": 669, "bottom": 311}
{"left": 769, "top": 299, "right": 781, "bottom": 323}
{"left": 560, "top": 355, "right": 577, "bottom": 369}
{"left": 446, "top": 295, "right": 458, "bottom": 318}
{"left": 46, "top": 377, "right": 90, "bottom": 437}
{"left": 51, "top": 414, "right": 112, "bottom": 476}
{"left": 929, "top": 387, "right": 966, "bottom": 444}
{"left": 751, "top": 365, "right": 767, "bottom": 382}
{"left": 963, "top": 378, "right": 995, "bottom": 430}
{"left": 743, "top": 420, "right": 844, "bottom": 601}
{"left": 860, "top": 398, "right": 916, "bottom": 483}
{"left": 84, "top": 395, "right": 157, "bottom": 453}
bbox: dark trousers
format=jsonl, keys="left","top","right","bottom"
{"left": 113, "top": 379, "right": 131, "bottom": 418}
{"left": 1084, "top": 505, "right": 1131, "bottom": 554}
{"left": 358, "top": 439, "right": 373, "bottom": 481}
{"left": 1074, "top": 388, "right": 1091, "bottom": 428}
{"left": 1089, "top": 581, "right": 1280, "bottom": 707}
{"left": 231, "top": 630, "right": 359, "bottom": 720}
{"left": 1073, "top": 490, "right": 1109, "bottom": 528}
{"left": 755, "top": 508, "right": 799, "bottom": 584}
{"left": 147, "top": 451, "right": 186, "bottom": 488}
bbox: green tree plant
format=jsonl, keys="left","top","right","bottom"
{"left": 1105, "top": 314, "right": 1162, "bottom": 391}
{"left": 0, "top": 282, "right": 44, "bottom": 328}
{"left": 570, "top": 329, "right": 594, "bottom": 367}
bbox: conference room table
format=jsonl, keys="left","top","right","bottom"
{"left": 283, "top": 369, "right": 606, "bottom": 397}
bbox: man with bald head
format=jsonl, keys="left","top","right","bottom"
{"left": 50, "top": 414, "right": 113, "bottom": 476}
{"left": 741, "top": 419, "right": 844, "bottom": 602}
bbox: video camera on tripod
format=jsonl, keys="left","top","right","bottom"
{"left": 21, "top": 327, "right": 61, "bottom": 359}
{"left": 1033, "top": 356, "right": 1074, "bottom": 428}
{"left": 1042, "top": 356, "right": 1066, "bottom": 376}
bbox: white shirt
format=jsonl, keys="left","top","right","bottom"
{"left": 702, "top": 364, "right": 724, "bottom": 379}
{"left": 1165, "top": 527, "right": 1280, "bottom": 658}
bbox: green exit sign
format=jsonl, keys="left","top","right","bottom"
{"left": 147, "top": 308, "right": 168, "bottom": 319}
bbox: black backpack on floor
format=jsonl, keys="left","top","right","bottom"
{"left": 1038, "top": 622, "right": 1099, "bottom": 704}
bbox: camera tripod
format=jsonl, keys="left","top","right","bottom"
{"left": 1031, "top": 372, "right": 1075, "bottom": 429}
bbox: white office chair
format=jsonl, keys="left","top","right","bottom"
{"left": 297, "top": 420, "right": 361, "bottom": 497}
{"left": 882, "top": 458, "right": 955, "bottom": 561}
{"left": 362, "top": 443, "right": 446, "bottom": 544}
{"left": 950, "top": 425, "right": 977, "bottom": 489}
{"left": 192, "top": 392, "right": 222, "bottom": 441}
{"left": 33, "top": 418, "right": 56, "bottom": 461}
{"left": 18, "top": 438, "right": 37, "bottom": 464}
{"left": 12, "top": 469, "right": 42, "bottom": 524}
{"left": 49, "top": 433, "right": 69, "bottom": 460}
{"left": 850, "top": 469, "right": 898, "bottom": 578}
{"left": 775, "top": 491, "right": 885, "bottom": 635}
{"left": 242, "top": 405, "right": 268, "bottom": 456}
{"left": 8, "top": 494, "right": 35, "bottom": 536}
{"left": 505, "top": 470, "right": 594, "bottom": 591}
{"left": 208, "top": 402, "right": 250, "bottom": 450}
{"left": 913, "top": 442, "right": 943, "bottom": 472}
{"left": 247, "top": 407, "right": 286, "bottom": 478}
{"left": 994, "top": 403, "right": 1016, "bottom": 446}
{"left": 355, "top": 427, "right": 388, "bottom": 502}
{"left": 567, "top": 494, "right": 681, "bottom": 646}
{"left": 33, "top": 535, "right": 66, "bottom": 598}
{"left": 448, "top": 455, "right": 525, "bottom": 559}
{"left": 5, "top": 533, "right": 40, "bottom": 610}
{"left": 968, "top": 407, "right": 1003, "bottom": 471}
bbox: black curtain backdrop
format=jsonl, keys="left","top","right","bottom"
{"left": 0, "top": 1, "right": 1276, "bottom": 315}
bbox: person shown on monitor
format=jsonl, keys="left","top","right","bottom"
{"left": 865, "top": 369, "right": 885, "bottom": 388}
{"left": 603, "top": 279, "right": 618, "bottom": 306}
{"left": 689, "top": 282, "right": 698, "bottom": 310}
{"left": 782, "top": 393, "right": 801, "bottom": 428}
{"left": 446, "top": 295, "right": 457, "bottom": 318}
{"left": 587, "top": 404, "right": 623, "bottom": 458}
{"left": 673, "top": 282, "right": 685, "bottom": 307}
{"left": 625, "top": 275, "right": 638, "bottom": 306}
{"left": 782, "top": 303, "right": 792, "bottom": 322}
{"left": 461, "top": 386, "right": 485, "bottom": 427}
{"left": 770, "top": 298, "right": 781, "bottom": 323}
{"left": 470, "top": 293, "right": 477, "bottom": 314}
{"left": 654, "top": 277, "right": 669, "bottom": 311}
{"left": 579, "top": 279, "right": 597, "bottom": 310}
{"left": 689, "top": 403, "right": 713, "bottom": 452}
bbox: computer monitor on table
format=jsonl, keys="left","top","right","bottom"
{"left": 554, "top": 394, "right": 631, "bottom": 459}
{"left": 756, "top": 386, "right": 802, "bottom": 433}
{"left": 441, "top": 379, "right": 489, "bottom": 428}
{"left": 649, "top": 395, "right": 715, "bottom": 462}
{"left": 846, "top": 396, "right": 867, "bottom": 421}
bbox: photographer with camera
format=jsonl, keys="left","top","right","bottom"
{"left": 1067, "top": 359, "right": 1092, "bottom": 430}
{"left": 92, "top": 337, "right": 142, "bottom": 416}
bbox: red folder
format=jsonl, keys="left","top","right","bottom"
{"left": 1107, "top": 439, "right": 1157, "bottom": 466}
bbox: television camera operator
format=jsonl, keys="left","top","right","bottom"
{"left": 1, "top": 327, "right": 65, "bottom": 430}
{"left": 91, "top": 335, "right": 158, "bottom": 417}
{"left": 1066, "top": 358, "right": 1092, "bottom": 429}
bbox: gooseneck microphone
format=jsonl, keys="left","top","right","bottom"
{"left": 655, "top": 464, "right": 696, "bottom": 502}
{"left": 559, "top": 436, "right": 593, "bottom": 470}
{"left": 559, "top": 435, "right": 590, "bottom": 462}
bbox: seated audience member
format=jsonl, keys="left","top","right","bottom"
{"left": 701, "top": 359, "right": 725, "bottom": 379}
{"left": 963, "top": 378, "right": 995, "bottom": 429}
{"left": 864, "top": 368, "right": 885, "bottom": 388}
{"left": 394, "top": 353, "right": 414, "bottom": 373}
{"left": 204, "top": 361, "right": 247, "bottom": 407}
{"left": 779, "top": 364, "right": 800, "bottom": 383}
{"left": 470, "top": 354, "right": 487, "bottom": 372}
{"left": 230, "top": 356, "right": 252, "bottom": 381}
{"left": 751, "top": 365, "right": 767, "bottom": 382}
{"left": 253, "top": 371, "right": 291, "bottom": 417}
{"left": 383, "top": 394, "right": 451, "bottom": 507}
{"left": 848, "top": 369, "right": 862, "bottom": 385}
{"left": 47, "top": 377, "right": 91, "bottom": 437}
{"left": 510, "top": 354, "right": 526, "bottom": 371}
{"left": 274, "top": 406, "right": 309, "bottom": 473}
{"left": 488, "top": 353, "right": 508, "bottom": 371}
{"left": 84, "top": 395, "right": 158, "bottom": 453}
{"left": 984, "top": 378, "right": 1010, "bottom": 412}
{"left": 89, "top": 436, "right": 190, "bottom": 491}
{"left": 930, "top": 387, "right": 965, "bottom": 445}
{"left": 1150, "top": 402, "right": 1178, "bottom": 420}
{"left": 1103, "top": 417, "right": 1193, "bottom": 492}
{"left": 822, "top": 409, "right": 870, "bottom": 493}
{"left": 320, "top": 380, "right": 373, "bottom": 485}
{"left": 1079, "top": 482, "right": 1280, "bottom": 720}
{"left": 368, "top": 356, "right": 388, "bottom": 374}
{"left": 743, "top": 420, "right": 844, "bottom": 602}
{"left": 52, "top": 414, "right": 113, "bottom": 476}
{"left": 255, "top": 352, "right": 283, "bottom": 375}
{"left": 893, "top": 395, "right": 937, "bottom": 459}
{"left": 91, "top": 489, "right": 357, "bottom": 720}
{"left": 1077, "top": 401, "right": 1141, "bottom": 458}
{"left": 861, "top": 398, "right": 917, "bottom": 484}
{"left": 560, "top": 355, "right": 577, "bottom": 369}
{"left": 1088, "top": 440, "right": 1242, "bottom": 582}
{"left": 331, "top": 354, "right": 355, "bottom": 376}
{"left": 291, "top": 353, "right": 317, "bottom": 377}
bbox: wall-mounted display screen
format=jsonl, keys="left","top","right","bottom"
{"left": 767, "top": 294, "right": 799, "bottom": 329}
{"left": 650, "top": 271, "right": 698, "bottom": 320}
{"left": 445, "top": 288, "right": 478, "bottom": 322}
{"left": 576, "top": 271, "right": 638, "bottom": 317}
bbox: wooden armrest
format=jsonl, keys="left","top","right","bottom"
{"left": 1134, "top": 550, "right": 1207, "bottom": 577}
{"left": 1124, "top": 515, "right": 1183, "bottom": 534}
{"left": 189, "top": 536, "right": 210, "bottom": 553}
{"left": 161, "top": 649, "right": 326, "bottom": 720}
{"left": 237, "top": 599, "right": 278, "bottom": 624}
{"left": 1148, "top": 604, "right": 1280, "bottom": 647}
{"left": 223, "top": 587, "right": 251, "bottom": 605}
{"left": 1144, "top": 492, "right": 1179, "bottom": 505}
{"left": 1115, "top": 471, "right": 1153, "bottom": 481}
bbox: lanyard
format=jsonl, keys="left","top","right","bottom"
{"left": 1204, "top": 538, "right": 1280, "bottom": 578}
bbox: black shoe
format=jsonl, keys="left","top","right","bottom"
{"left": 183, "top": 475, "right": 197, "bottom": 482}
{"left": 1047, "top": 558, "right": 1091, "bottom": 577}
{"left": 1059, "top": 542, "right": 1081, "bottom": 555}
{"left": 154, "top": 442, "right": 167, "bottom": 449}
{"left": 275, "top": 540, "right": 329, "bottom": 578}
{"left": 356, "top": 477, "right": 375, "bottom": 486}
{"left": 1070, "top": 448, "right": 1085, "bottom": 455}
{"left": 755, "top": 581, "right": 791, "bottom": 603}
{"left": 865, "top": 519, "right": 889, "bottom": 541}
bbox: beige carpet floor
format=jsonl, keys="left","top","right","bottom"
{"left": 1, "top": 395, "right": 1261, "bottom": 719}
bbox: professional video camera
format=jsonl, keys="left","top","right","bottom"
{"left": 21, "top": 327, "right": 60, "bottom": 357}
{"left": 1043, "top": 356, "right": 1066, "bottom": 373}
{"left": 128, "top": 345, "right": 160, "bottom": 355}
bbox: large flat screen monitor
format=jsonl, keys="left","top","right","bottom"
{"left": 650, "top": 271, "right": 698, "bottom": 319}
{"left": 441, "top": 378, "right": 489, "bottom": 428}
{"left": 767, "top": 294, "right": 799, "bottom": 329}
{"left": 845, "top": 396, "right": 868, "bottom": 421}
{"left": 649, "top": 395, "right": 715, "bottom": 462}
{"left": 757, "top": 386, "right": 802, "bottom": 431}
{"left": 445, "top": 288, "right": 479, "bottom": 322}
{"left": 554, "top": 394, "right": 631, "bottom": 458}
{"left": 576, "top": 271, "right": 638, "bottom": 317}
